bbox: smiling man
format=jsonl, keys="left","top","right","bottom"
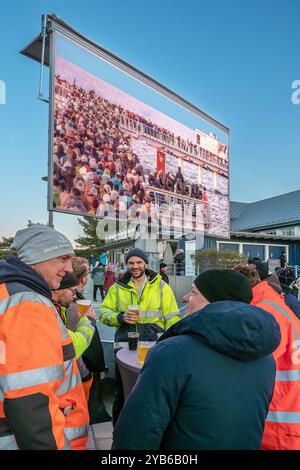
{"left": 99, "top": 247, "right": 181, "bottom": 425}
{"left": 100, "top": 248, "right": 181, "bottom": 342}
{"left": 0, "top": 224, "right": 89, "bottom": 450}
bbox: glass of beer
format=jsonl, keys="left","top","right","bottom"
{"left": 137, "top": 341, "right": 154, "bottom": 365}
{"left": 128, "top": 332, "right": 139, "bottom": 351}
{"left": 76, "top": 299, "right": 91, "bottom": 315}
{"left": 128, "top": 305, "right": 139, "bottom": 320}
{"left": 128, "top": 305, "right": 139, "bottom": 332}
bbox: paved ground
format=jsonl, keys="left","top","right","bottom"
{"left": 86, "top": 377, "right": 114, "bottom": 450}
{"left": 87, "top": 421, "right": 113, "bottom": 450}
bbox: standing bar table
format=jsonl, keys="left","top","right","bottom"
{"left": 116, "top": 347, "right": 142, "bottom": 400}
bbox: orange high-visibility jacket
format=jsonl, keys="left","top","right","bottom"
{"left": 252, "top": 281, "right": 300, "bottom": 450}
{"left": 0, "top": 282, "right": 89, "bottom": 450}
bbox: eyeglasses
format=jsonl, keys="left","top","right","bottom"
{"left": 69, "top": 288, "right": 77, "bottom": 295}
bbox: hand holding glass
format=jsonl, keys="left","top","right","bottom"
{"left": 76, "top": 299, "right": 92, "bottom": 316}
{"left": 125, "top": 305, "right": 139, "bottom": 324}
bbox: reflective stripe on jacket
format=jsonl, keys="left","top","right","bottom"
{"left": 251, "top": 281, "right": 300, "bottom": 450}
{"left": 99, "top": 270, "right": 180, "bottom": 338}
{"left": 0, "top": 283, "right": 89, "bottom": 450}
{"left": 59, "top": 306, "right": 95, "bottom": 360}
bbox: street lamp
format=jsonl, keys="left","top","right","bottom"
{"left": 41, "top": 176, "right": 54, "bottom": 228}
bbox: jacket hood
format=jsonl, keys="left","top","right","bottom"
{"left": 0, "top": 256, "right": 52, "bottom": 300}
{"left": 266, "top": 273, "right": 282, "bottom": 294}
{"left": 160, "top": 301, "right": 280, "bottom": 362}
{"left": 252, "top": 280, "right": 283, "bottom": 303}
{"left": 117, "top": 269, "right": 159, "bottom": 289}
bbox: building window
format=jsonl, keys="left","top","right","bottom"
{"left": 268, "top": 246, "right": 287, "bottom": 259}
{"left": 265, "top": 226, "right": 300, "bottom": 237}
{"left": 218, "top": 242, "right": 239, "bottom": 253}
{"left": 242, "top": 244, "right": 265, "bottom": 259}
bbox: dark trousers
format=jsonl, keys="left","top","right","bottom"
{"left": 93, "top": 284, "right": 104, "bottom": 301}
{"left": 112, "top": 361, "right": 124, "bottom": 427}
{"left": 88, "top": 373, "right": 111, "bottom": 424}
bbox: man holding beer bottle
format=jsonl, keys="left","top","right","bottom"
{"left": 99, "top": 247, "right": 181, "bottom": 425}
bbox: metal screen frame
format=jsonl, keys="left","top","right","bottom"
{"left": 44, "top": 14, "right": 230, "bottom": 238}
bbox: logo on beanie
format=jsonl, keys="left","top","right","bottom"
{"left": 44, "top": 243, "right": 71, "bottom": 253}
{"left": 43, "top": 234, "right": 71, "bottom": 253}
{"left": 57, "top": 235, "right": 69, "bottom": 243}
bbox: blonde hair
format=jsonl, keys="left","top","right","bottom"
{"left": 232, "top": 263, "right": 261, "bottom": 287}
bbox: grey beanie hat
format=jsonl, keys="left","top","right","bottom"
{"left": 125, "top": 248, "right": 149, "bottom": 264}
{"left": 11, "top": 224, "right": 74, "bottom": 264}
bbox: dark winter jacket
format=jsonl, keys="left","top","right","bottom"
{"left": 112, "top": 301, "right": 280, "bottom": 450}
{"left": 277, "top": 281, "right": 300, "bottom": 319}
{"left": 159, "top": 271, "right": 169, "bottom": 284}
{"left": 283, "top": 292, "right": 300, "bottom": 320}
{"left": 0, "top": 256, "right": 52, "bottom": 300}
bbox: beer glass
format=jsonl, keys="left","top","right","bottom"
{"left": 76, "top": 299, "right": 91, "bottom": 315}
{"left": 137, "top": 341, "right": 155, "bottom": 365}
{"left": 128, "top": 305, "right": 139, "bottom": 332}
{"left": 128, "top": 332, "right": 139, "bottom": 351}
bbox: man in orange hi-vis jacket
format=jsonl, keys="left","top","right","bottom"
{"left": 235, "top": 262, "right": 300, "bottom": 450}
{"left": 251, "top": 277, "right": 300, "bottom": 450}
{"left": 0, "top": 224, "right": 89, "bottom": 450}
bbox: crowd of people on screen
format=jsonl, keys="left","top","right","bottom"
{"left": 53, "top": 77, "right": 208, "bottom": 225}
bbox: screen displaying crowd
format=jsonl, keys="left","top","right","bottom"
{"left": 52, "top": 75, "right": 219, "bottom": 233}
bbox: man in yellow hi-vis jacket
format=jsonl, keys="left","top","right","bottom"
{"left": 99, "top": 248, "right": 181, "bottom": 425}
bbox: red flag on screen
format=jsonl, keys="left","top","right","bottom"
{"left": 156, "top": 149, "right": 166, "bottom": 174}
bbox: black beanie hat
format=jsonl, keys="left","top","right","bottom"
{"left": 54, "top": 272, "right": 79, "bottom": 290}
{"left": 194, "top": 269, "right": 253, "bottom": 304}
{"left": 125, "top": 248, "right": 149, "bottom": 264}
{"left": 252, "top": 260, "right": 269, "bottom": 280}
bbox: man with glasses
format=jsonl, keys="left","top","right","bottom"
{"left": 52, "top": 272, "right": 95, "bottom": 402}
{"left": 69, "top": 257, "right": 111, "bottom": 423}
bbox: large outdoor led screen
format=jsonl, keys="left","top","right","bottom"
{"left": 51, "top": 31, "right": 230, "bottom": 238}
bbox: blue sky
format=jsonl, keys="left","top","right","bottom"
{"left": 55, "top": 34, "right": 227, "bottom": 140}
{"left": 0, "top": 0, "right": 299, "bottom": 243}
